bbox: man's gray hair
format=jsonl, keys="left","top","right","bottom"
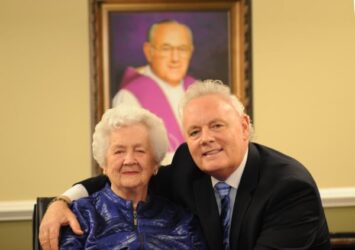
{"left": 92, "top": 105, "right": 169, "bottom": 167}
{"left": 179, "top": 79, "right": 254, "bottom": 135}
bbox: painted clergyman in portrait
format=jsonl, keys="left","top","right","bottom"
{"left": 106, "top": 13, "right": 230, "bottom": 163}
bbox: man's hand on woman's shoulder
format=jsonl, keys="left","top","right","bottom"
{"left": 39, "top": 197, "right": 83, "bottom": 250}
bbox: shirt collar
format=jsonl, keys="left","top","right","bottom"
{"left": 143, "top": 65, "right": 183, "bottom": 89}
{"left": 211, "top": 148, "right": 249, "bottom": 189}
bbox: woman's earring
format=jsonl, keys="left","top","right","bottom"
{"left": 153, "top": 168, "right": 159, "bottom": 176}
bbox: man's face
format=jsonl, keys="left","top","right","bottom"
{"left": 144, "top": 23, "right": 193, "bottom": 86}
{"left": 182, "top": 94, "right": 250, "bottom": 180}
{"left": 103, "top": 124, "right": 157, "bottom": 197}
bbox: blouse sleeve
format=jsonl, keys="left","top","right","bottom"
{"left": 59, "top": 201, "right": 91, "bottom": 249}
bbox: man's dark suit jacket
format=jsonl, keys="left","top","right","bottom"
{"left": 81, "top": 143, "right": 331, "bottom": 250}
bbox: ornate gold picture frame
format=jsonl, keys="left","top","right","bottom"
{"left": 89, "top": 0, "right": 252, "bottom": 174}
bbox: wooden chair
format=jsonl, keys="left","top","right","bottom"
{"left": 330, "top": 232, "right": 355, "bottom": 249}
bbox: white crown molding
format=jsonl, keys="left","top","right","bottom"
{"left": 0, "top": 187, "right": 355, "bottom": 221}
{"left": 0, "top": 200, "right": 35, "bottom": 221}
{"left": 320, "top": 187, "right": 355, "bottom": 208}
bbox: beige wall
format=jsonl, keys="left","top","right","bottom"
{"left": 0, "top": 0, "right": 355, "bottom": 249}
{"left": 0, "top": 0, "right": 91, "bottom": 200}
{"left": 252, "top": 0, "right": 355, "bottom": 188}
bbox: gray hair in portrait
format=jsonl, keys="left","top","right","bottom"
{"left": 147, "top": 19, "right": 194, "bottom": 46}
{"left": 92, "top": 105, "right": 169, "bottom": 166}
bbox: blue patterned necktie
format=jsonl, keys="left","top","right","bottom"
{"left": 215, "top": 182, "right": 231, "bottom": 250}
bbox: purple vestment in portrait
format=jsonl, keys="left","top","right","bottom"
{"left": 120, "top": 67, "right": 195, "bottom": 152}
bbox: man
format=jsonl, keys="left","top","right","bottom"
{"left": 113, "top": 19, "right": 195, "bottom": 163}
{"left": 40, "top": 80, "right": 331, "bottom": 250}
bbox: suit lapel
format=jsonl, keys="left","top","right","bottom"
{"left": 230, "top": 143, "right": 260, "bottom": 249}
{"left": 193, "top": 174, "right": 224, "bottom": 250}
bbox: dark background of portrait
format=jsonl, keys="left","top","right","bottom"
{"left": 108, "top": 11, "right": 229, "bottom": 102}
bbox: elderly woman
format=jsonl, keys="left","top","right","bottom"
{"left": 60, "top": 105, "right": 206, "bottom": 249}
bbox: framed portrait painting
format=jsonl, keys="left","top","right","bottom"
{"left": 89, "top": 0, "right": 252, "bottom": 173}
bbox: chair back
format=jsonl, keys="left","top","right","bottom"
{"left": 32, "top": 197, "right": 54, "bottom": 250}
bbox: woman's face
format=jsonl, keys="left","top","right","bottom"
{"left": 103, "top": 123, "right": 157, "bottom": 198}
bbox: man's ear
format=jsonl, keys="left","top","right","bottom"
{"left": 143, "top": 42, "right": 153, "bottom": 63}
{"left": 241, "top": 114, "right": 250, "bottom": 140}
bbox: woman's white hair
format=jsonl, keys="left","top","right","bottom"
{"left": 179, "top": 79, "right": 254, "bottom": 135}
{"left": 92, "top": 105, "right": 169, "bottom": 167}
